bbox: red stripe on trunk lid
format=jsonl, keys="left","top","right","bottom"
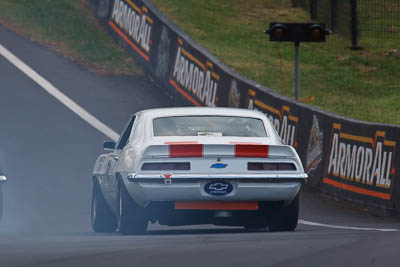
{"left": 169, "top": 144, "right": 203, "bottom": 157}
{"left": 235, "top": 144, "right": 269, "bottom": 158}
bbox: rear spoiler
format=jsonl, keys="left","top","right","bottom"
{"left": 142, "top": 144, "right": 295, "bottom": 158}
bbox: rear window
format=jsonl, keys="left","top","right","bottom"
{"left": 153, "top": 116, "right": 267, "bottom": 137}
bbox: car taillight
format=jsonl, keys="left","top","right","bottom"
{"left": 141, "top": 162, "right": 190, "bottom": 171}
{"left": 248, "top": 162, "right": 296, "bottom": 171}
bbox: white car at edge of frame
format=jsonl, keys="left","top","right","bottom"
{"left": 0, "top": 164, "right": 7, "bottom": 223}
{"left": 91, "top": 107, "right": 308, "bottom": 235}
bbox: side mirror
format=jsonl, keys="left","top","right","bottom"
{"left": 103, "top": 141, "right": 116, "bottom": 151}
{"left": 0, "top": 175, "right": 7, "bottom": 184}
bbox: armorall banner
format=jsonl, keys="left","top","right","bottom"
{"left": 109, "top": 0, "right": 153, "bottom": 62}
{"left": 320, "top": 121, "right": 399, "bottom": 208}
{"left": 169, "top": 37, "right": 220, "bottom": 107}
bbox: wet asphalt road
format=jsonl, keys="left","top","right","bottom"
{"left": 1, "top": 25, "right": 400, "bottom": 267}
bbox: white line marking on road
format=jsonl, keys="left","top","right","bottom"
{"left": 299, "top": 219, "right": 399, "bottom": 232}
{"left": 0, "top": 43, "right": 119, "bottom": 142}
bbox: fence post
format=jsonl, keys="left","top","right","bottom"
{"left": 350, "top": 0, "right": 361, "bottom": 49}
{"left": 331, "top": 0, "right": 338, "bottom": 32}
{"left": 310, "top": 0, "right": 317, "bottom": 20}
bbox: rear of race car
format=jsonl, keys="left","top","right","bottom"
{"left": 121, "top": 142, "right": 307, "bottom": 230}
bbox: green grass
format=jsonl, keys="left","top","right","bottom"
{"left": 0, "top": 0, "right": 140, "bottom": 75}
{"left": 151, "top": 0, "right": 400, "bottom": 124}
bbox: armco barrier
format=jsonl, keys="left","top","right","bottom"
{"left": 88, "top": 0, "right": 400, "bottom": 211}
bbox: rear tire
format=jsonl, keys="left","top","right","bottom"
{"left": 269, "top": 193, "right": 299, "bottom": 232}
{"left": 118, "top": 180, "right": 148, "bottom": 235}
{"left": 91, "top": 180, "right": 117, "bottom": 233}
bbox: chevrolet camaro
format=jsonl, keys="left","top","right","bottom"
{"left": 91, "top": 107, "right": 307, "bottom": 234}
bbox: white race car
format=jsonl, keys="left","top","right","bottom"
{"left": 91, "top": 107, "right": 307, "bottom": 234}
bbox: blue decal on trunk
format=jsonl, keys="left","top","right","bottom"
{"left": 210, "top": 163, "right": 228, "bottom": 169}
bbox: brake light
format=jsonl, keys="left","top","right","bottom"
{"left": 248, "top": 162, "right": 296, "bottom": 171}
{"left": 170, "top": 144, "right": 203, "bottom": 158}
{"left": 235, "top": 145, "right": 269, "bottom": 158}
{"left": 141, "top": 162, "right": 190, "bottom": 171}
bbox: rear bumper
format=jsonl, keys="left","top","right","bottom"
{"left": 122, "top": 172, "right": 306, "bottom": 206}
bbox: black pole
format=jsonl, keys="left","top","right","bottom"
{"left": 294, "top": 41, "right": 300, "bottom": 101}
{"left": 331, "top": 0, "right": 338, "bottom": 33}
{"left": 310, "top": 0, "right": 317, "bottom": 21}
{"left": 350, "top": 0, "right": 361, "bottom": 49}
